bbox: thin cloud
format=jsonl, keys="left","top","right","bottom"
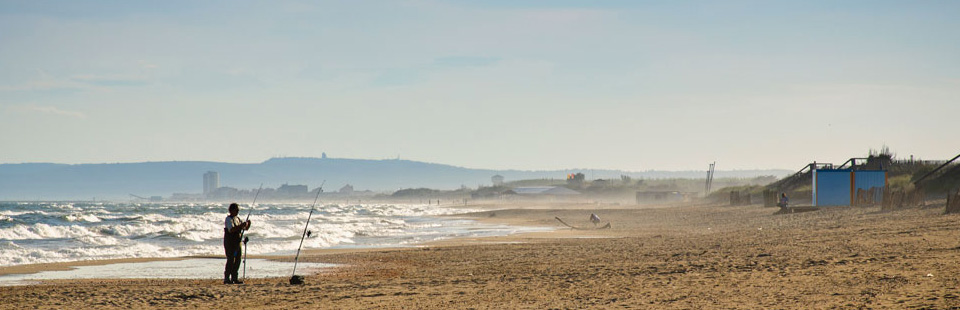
{"left": 0, "top": 79, "right": 84, "bottom": 92}
{"left": 433, "top": 56, "right": 501, "bottom": 68}
{"left": 11, "top": 105, "right": 87, "bottom": 119}
{"left": 0, "top": 69, "right": 103, "bottom": 92}
{"left": 71, "top": 74, "right": 149, "bottom": 87}
{"left": 139, "top": 61, "right": 159, "bottom": 70}
{"left": 0, "top": 66, "right": 156, "bottom": 92}
{"left": 517, "top": 8, "right": 613, "bottom": 24}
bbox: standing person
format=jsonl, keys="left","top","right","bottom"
{"left": 777, "top": 193, "right": 789, "bottom": 210}
{"left": 224, "top": 203, "right": 251, "bottom": 284}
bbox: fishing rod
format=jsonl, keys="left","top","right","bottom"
{"left": 240, "top": 184, "right": 263, "bottom": 283}
{"left": 290, "top": 180, "right": 324, "bottom": 285}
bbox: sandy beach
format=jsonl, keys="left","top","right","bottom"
{"left": 3, "top": 201, "right": 960, "bottom": 309}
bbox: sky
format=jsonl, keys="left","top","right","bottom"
{"left": 0, "top": 0, "right": 957, "bottom": 171}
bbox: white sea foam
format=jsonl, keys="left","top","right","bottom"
{"left": 64, "top": 213, "right": 102, "bottom": 223}
{"left": 0, "top": 202, "right": 548, "bottom": 267}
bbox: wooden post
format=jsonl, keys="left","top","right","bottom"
{"left": 947, "top": 188, "right": 960, "bottom": 214}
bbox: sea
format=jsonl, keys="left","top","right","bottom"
{"left": 0, "top": 202, "right": 549, "bottom": 268}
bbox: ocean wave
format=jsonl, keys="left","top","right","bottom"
{"left": 0, "top": 202, "right": 533, "bottom": 267}
{"left": 76, "top": 235, "right": 123, "bottom": 246}
{"left": 101, "top": 215, "right": 146, "bottom": 222}
{"left": 62, "top": 213, "right": 102, "bottom": 223}
{"left": 0, "top": 223, "right": 100, "bottom": 240}
{"left": 0, "top": 242, "right": 219, "bottom": 266}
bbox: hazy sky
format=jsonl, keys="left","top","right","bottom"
{"left": 1, "top": 1, "right": 957, "bottom": 171}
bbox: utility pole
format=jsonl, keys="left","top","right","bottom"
{"left": 705, "top": 162, "right": 716, "bottom": 196}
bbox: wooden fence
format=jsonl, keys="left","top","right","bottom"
{"left": 762, "top": 190, "right": 778, "bottom": 208}
{"left": 945, "top": 188, "right": 960, "bottom": 214}
{"left": 729, "top": 191, "right": 751, "bottom": 206}
{"left": 881, "top": 186, "right": 926, "bottom": 211}
{"left": 854, "top": 187, "right": 883, "bottom": 207}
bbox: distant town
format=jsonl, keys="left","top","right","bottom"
{"left": 126, "top": 170, "right": 783, "bottom": 207}
{"left": 142, "top": 171, "right": 376, "bottom": 202}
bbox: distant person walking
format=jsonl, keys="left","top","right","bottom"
{"left": 224, "top": 203, "right": 251, "bottom": 284}
{"left": 590, "top": 213, "right": 601, "bottom": 226}
{"left": 777, "top": 193, "right": 789, "bottom": 210}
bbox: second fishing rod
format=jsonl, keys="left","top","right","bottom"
{"left": 290, "top": 180, "right": 324, "bottom": 285}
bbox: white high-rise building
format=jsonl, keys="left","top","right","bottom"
{"left": 203, "top": 171, "right": 220, "bottom": 196}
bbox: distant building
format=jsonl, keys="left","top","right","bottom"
{"left": 277, "top": 184, "right": 309, "bottom": 197}
{"left": 591, "top": 179, "right": 609, "bottom": 187}
{"left": 170, "top": 193, "right": 203, "bottom": 201}
{"left": 340, "top": 184, "right": 354, "bottom": 194}
{"left": 203, "top": 171, "right": 220, "bottom": 196}
{"left": 209, "top": 186, "right": 239, "bottom": 200}
{"left": 492, "top": 175, "right": 504, "bottom": 186}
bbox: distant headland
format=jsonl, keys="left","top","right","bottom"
{"left": 0, "top": 156, "right": 790, "bottom": 201}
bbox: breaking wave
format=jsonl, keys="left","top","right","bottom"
{"left": 0, "top": 202, "right": 546, "bottom": 266}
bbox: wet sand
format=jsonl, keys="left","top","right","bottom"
{"left": 3, "top": 202, "right": 960, "bottom": 309}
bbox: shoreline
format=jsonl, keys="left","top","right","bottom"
{"left": 0, "top": 202, "right": 596, "bottom": 279}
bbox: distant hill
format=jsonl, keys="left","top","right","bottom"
{"left": 0, "top": 157, "right": 791, "bottom": 200}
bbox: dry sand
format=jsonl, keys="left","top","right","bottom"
{"left": 3, "top": 202, "right": 960, "bottom": 309}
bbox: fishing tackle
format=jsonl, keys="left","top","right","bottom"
{"left": 240, "top": 184, "right": 262, "bottom": 283}
{"left": 291, "top": 181, "right": 324, "bottom": 285}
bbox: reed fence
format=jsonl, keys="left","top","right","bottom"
{"left": 945, "top": 188, "right": 960, "bottom": 214}
{"left": 881, "top": 186, "right": 926, "bottom": 211}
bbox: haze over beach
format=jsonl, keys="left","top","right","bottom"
{"left": 0, "top": 1, "right": 957, "bottom": 171}
{"left": 2, "top": 1, "right": 960, "bottom": 309}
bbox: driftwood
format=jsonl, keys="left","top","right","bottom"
{"left": 555, "top": 217, "right": 611, "bottom": 230}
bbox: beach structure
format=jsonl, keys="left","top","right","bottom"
{"left": 769, "top": 156, "right": 891, "bottom": 207}
{"left": 774, "top": 158, "right": 887, "bottom": 207}
{"left": 813, "top": 168, "right": 886, "bottom": 206}
{"left": 511, "top": 186, "right": 580, "bottom": 196}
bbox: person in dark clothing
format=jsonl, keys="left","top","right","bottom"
{"left": 224, "top": 203, "right": 251, "bottom": 284}
{"left": 777, "top": 193, "right": 789, "bottom": 210}
{"left": 590, "top": 213, "right": 601, "bottom": 226}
